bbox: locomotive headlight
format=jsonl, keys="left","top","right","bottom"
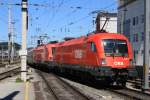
{"left": 101, "top": 58, "right": 107, "bottom": 65}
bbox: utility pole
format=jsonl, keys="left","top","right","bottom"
{"left": 8, "top": 5, "right": 15, "bottom": 64}
{"left": 0, "top": 45, "right": 3, "bottom": 63}
{"left": 10, "top": 21, "right": 15, "bottom": 63}
{"left": 20, "top": 0, "right": 28, "bottom": 82}
{"left": 143, "top": 0, "right": 150, "bottom": 91}
{"left": 8, "top": 6, "right": 11, "bottom": 64}
{"left": 2, "top": 46, "right": 3, "bottom": 63}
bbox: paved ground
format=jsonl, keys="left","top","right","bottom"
{"left": 0, "top": 82, "right": 34, "bottom": 100}
{"left": 0, "top": 68, "right": 35, "bottom": 100}
{"left": 0, "top": 67, "right": 53, "bottom": 100}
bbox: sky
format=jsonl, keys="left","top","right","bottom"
{"left": 0, "top": 0, "right": 117, "bottom": 47}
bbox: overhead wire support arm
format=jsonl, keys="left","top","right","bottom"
{"left": 100, "top": 17, "right": 110, "bottom": 32}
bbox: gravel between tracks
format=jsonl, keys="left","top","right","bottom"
{"left": 38, "top": 71, "right": 91, "bottom": 100}
{"left": 60, "top": 77, "right": 125, "bottom": 100}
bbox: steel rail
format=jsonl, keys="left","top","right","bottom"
{"left": 0, "top": 67, "right": 20, "bottom": 80}
{"left": 37, "top": 70, "right": 92, "bottom": 100}
{"left": 37, "top": 70, "right": 59, "bottom": 100}
{"left": 56, "top": 75, "right": 93, "bottom": 100}
{"left": 108, "top": 87, "right": 150, "bottom": 100}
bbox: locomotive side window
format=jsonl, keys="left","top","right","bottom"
{"left": 52, "top": 47, "right": 56, "bottom": 54}
{"left": 90, "top": 42, "right": 96, "bottom": 52}
{"left": 102, "top": 39, "right": 128, "bottom": 57}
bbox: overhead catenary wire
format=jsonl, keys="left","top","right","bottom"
{"left": 46, "top": 0, "right": 69, "bottom": 29}
{"left": 27, "top": 0, "right": 117, "bottom": 37}
{"left": 0, "top": 1, "right": 51, "bottom": 46}
{"left": 0, "top": 0, "right": 118, "bottom": 46}
{"left": 48, "top": 1, "right": 117, "bottom": 33}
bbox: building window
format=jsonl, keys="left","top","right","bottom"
{"left": 141, "top": 32, "right": 144, "bottom": 41}
{"left": 135, "top": 16, "right": 138, "bottom": 25}
{"left": 133, "top": 34, "right": 135, "bottom": 42}
{"left": 132, "top": 16, "right": 139, "bottom": 26}
{"left": 133, "top": 50, "right": 138, "bottom": 63}
{"left": 133, "top": 34, "right": 138, "bottom": 42}
{"left": 141, "top": 50, "right": 144, "bottom": 55}
{"left": 124, "top": 19, "right": 131, "bottom": 41}
{"left": 133, "top": 17, "right": 136, "bottom": 26}
{"left": 135, "top": 34, "right": 138, "bottom": 42}
{"left": 141, "top": 14, "right": 144, "bottom": 23}
{"left": 90, "top": 42, "right": 96, "bottom": 52}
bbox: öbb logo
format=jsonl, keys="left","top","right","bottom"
{"left": 114, "top": 62, "right": 124, "bottom": 65}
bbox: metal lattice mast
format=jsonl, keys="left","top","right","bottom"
{"left": 8, "top": 5, "right": 11, "bottom": 64}
{"left": 10, "top": 21, "right": 15, "bottom": 63}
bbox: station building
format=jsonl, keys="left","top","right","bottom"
{"left": 0, "top": 42, "right": 20, "bottom": 62}
{"left": 117, "top": 0, "right": 146, "bottom": 66}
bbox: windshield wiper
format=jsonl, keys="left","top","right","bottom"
{"left": 110, "top": 53, "right": 115, "bottom": 58}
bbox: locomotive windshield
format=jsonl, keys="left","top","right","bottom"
{"left": 102, "top": 39, "right": 128, "bottom": 57}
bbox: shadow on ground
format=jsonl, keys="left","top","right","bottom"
{"left": 0, "top": 91, "right": 20, "bottom": 100}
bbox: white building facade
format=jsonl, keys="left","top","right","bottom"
{"left": 96, "top": 12, "right": 117, "bottom": 33}
{"left": 117, "top": 0, "right": 146, "bottom": 66}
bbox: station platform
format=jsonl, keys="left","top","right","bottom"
{"left": 0, "top": 82, "right": 34, "bottom": 100}
{"left": 0, "top": 68, "right": 46, "bottom": 100}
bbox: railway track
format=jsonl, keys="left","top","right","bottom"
{"left": 37, "top": 70, "right": 92, "bottom": 100}
{"left": 50, "top": 72, "right": 150, "bottom": 100}
{"left": 108, "top": 87, "right": 150, "bottom": 100}
{"left": 48, "top": 72, "right": 150, "bottom": 100}
{"left": 53, "top": 75, "right": 150, "bottom": 100}
{"left": 0, "top": 61, "right": 20, "bottom": 67}
{"left": 127, "top": 79, "right": 143, "bottom": 89}
{"left": 32, "top": 65, "right": 150, "bottom": 100}
{"left": 0, "top": 66, "right": 20, "bottom": 80}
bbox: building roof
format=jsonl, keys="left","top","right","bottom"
{"left": 0, "top": 42, "right": 21, "bottom": 50}
{"left": 97, "top": 12, "right": 117, "bottom": 17}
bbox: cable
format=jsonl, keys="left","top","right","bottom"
{"left": 48, "top": 0, "right": 117, "bottom": 32}
{"left": 46, "top": 0, "right": 69, "bottom": 29}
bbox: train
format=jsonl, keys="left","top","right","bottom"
{"left": 27, "top": 32, "right": 137, "bottom": 86}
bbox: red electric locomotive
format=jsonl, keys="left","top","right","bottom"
{"left": 27, "top": 43, "right": 57, "bottom": 70}
{"left": 27, "top": 32, "right": 136, "bottom": 86}
{"left": 53, "top": 33, "right": 135, "bottom": 86}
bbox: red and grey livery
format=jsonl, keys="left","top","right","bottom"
{"left": 27, "top": 32, "right": 137, "bottom": 86}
